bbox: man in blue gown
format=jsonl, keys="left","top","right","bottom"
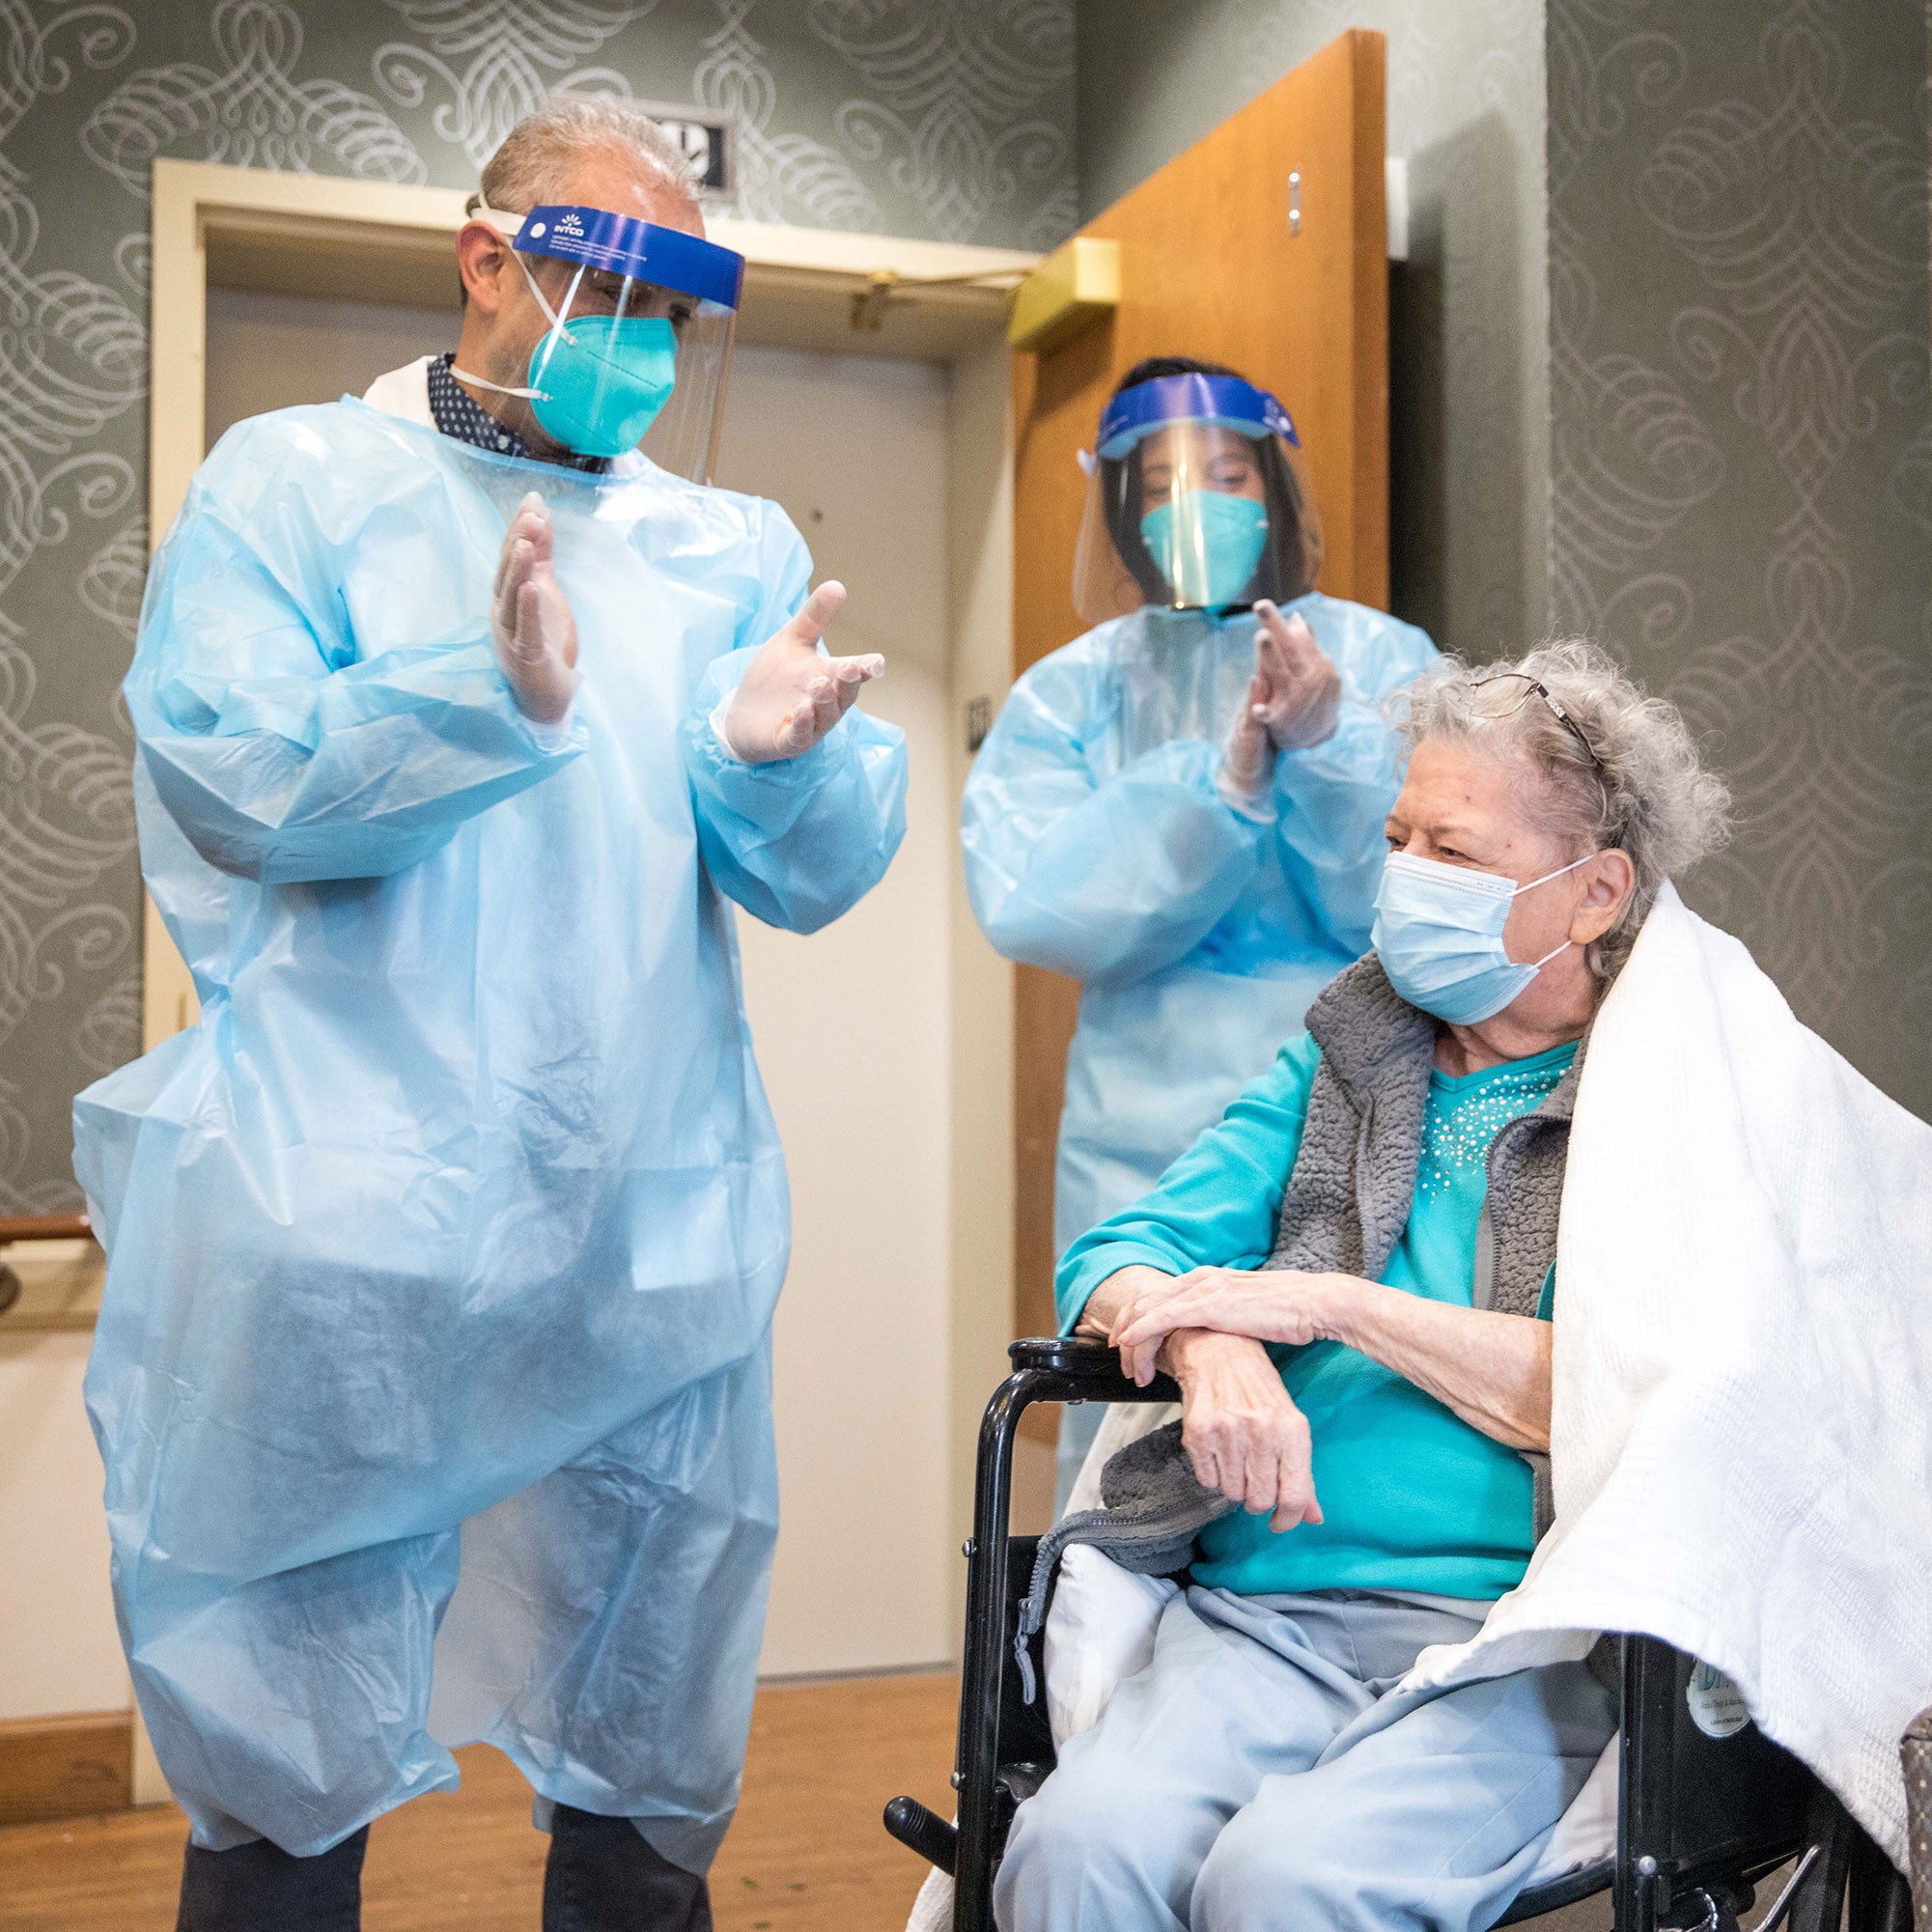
{"left": 73, "top": 100, "right": 906, "bottom": 1932}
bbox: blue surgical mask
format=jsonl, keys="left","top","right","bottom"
{"left": 454, "top": 253, "right": 680, "bottom": 458}
{"left": 1372, "top": 850, "right": 1593, "bottom": 1024}
{"left": 1140, "top": 489, "right": 1269, "bottom": 608}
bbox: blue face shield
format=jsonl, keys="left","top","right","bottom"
{"left": 454, "top": 203, "right": 744, "bottom": 480}
{"left": 1072, "top": 371, "right": 1323, "bottom": 624}
{"left": 1372, "top": 850, "right": 1591, "bottom": 1024}
{"left": 1139, "top": 488, "right": 1270, "bottom": 609}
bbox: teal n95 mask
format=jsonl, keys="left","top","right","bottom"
{"left": 519, "top": 283, "right": 678, "bottom": 458}
{"left": 1139, "top": 488, "right": 1271, "bottom": 610}
{"left": 1372, "top": 849, "right": 1594, "bottom": 1024}
{"left": 453, "top": 202, "right": 744, "bottom": 478}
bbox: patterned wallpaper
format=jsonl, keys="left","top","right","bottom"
{"left": 0, "top": 0, "right": 1077, "bottom": 1213}
{"left": 1074, "top": 0, "right": 1550, "bottom": 666}
{"left": 8, "top": 0, "right": 1930, "bottom": 1206}
{"left": 1547, "top": 0, "right": 1932, "bottom": 1116}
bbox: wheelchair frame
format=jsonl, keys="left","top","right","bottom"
{"left": 886, "top": 1338, "right": 1913, "bottom": 1932}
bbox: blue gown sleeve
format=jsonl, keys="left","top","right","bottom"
{"left": 960, "top": 646, "right": 1271, "bottom": 986}
{"left": 127, "top": 420, "right": 586, "bottom": 884}
{"left": 680, "top": 508, "right": 909, "bottom": 936}
{"left": 1055, "top": 1030, "right": 1325, "bottom": 1330}
{"left": 1270, "top": 601, "right": 1440, "bottom": 953}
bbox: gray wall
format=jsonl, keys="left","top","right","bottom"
{"left": 1546, "top": 0, "right": 1932, "bottom": 1115}
{"left": 1075, "top": 0, "right": 1551, "bottom": 658}
{"left": 0, "top": 0, "right": 1078, "bottom": 1214}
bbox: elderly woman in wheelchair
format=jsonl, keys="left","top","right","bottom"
{"left": 994, "top": 640, "right": 1732, "bottom": 1932}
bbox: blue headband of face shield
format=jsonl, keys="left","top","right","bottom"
{"left": 1096, "top": 372, "right": 1300, "bottom": 462}
{"left": 513, "top": 205, "right": 745, "bottom": 308}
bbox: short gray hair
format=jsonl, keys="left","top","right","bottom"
{"left": 469, "top": 98, "right": 697, "bottom": 217}
{"left": 1391, "top": 637, "right": 1732, "bottom": 978}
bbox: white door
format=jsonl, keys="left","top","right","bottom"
{"left": 714, "top": 347, "right": 954, "bottom": 1676}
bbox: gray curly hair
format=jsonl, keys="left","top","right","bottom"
{"left": 468, "top": 98, "right": 698, "bottom": 218}
{"left": 1390, "top": 638, "right": 1732, "bottom": 978}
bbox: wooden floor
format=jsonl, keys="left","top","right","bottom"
{"left": 0, "top": 1672, "right": 958, "bottom": 1932}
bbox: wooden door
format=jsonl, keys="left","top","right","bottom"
{"left": 1009, "top": 29, "right": 1390, "bottom": 1340}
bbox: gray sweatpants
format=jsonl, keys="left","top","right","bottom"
{"left": 994, "top": 1586, "right": 1615, "bottom": 1932}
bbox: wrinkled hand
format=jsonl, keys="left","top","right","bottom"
{"left": 721, "top": 581, "right": 885, "bottom": 763}
{"left": 1248, "top": 602, "right": 1341, "bottom": 750}
{"left": 1167, "top": 1330, "right": 1323, "bottom": 1532}
{"left": 492, "top": 492, "right": 579, "bottom": 725}
{"left": 1112, "top": 1267, "right": 1344, "bottom": 1386}
{"left": 1096, "top": 1267, "right": 1190, "bottom": 1368}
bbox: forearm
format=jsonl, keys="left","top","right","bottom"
{"left": 1324, "top": 1280, "right": 1552, "bottom": 1450}
{"left": 963, "top": 742, "right": 1267, "bottom": 982}
{"left": 1272, "top": 702, "right": 1405, "bottom": 945}
{"left": 133, "top": 645, "right": 583, "bottom": 882}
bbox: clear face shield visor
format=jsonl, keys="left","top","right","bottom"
{"left": 459, "top": 202, "right": 743, "bottom": 481}
{"left": 1070, "top": 373, "right": 1324, "bottom": 626}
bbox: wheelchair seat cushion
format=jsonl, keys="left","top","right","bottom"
{"left": 1012, "top": 1422, "right": 1234, "bottom": 1701}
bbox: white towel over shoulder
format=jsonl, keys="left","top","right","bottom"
{"left": 1400, "top": 884, "right": 1932, "bottom": 1867}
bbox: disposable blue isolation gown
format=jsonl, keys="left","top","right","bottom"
{"left": 72, "top": 392, "right": 907, "bottom": 1865}
{"left": 963, "top": 593, "right": 1435, "bottom": 1313}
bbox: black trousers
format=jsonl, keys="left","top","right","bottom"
{"left": 176, "top": 1828, "right": 368, "bottom": 1932}
{"left": 175, "top": 1806, "right": 712, "bottom": 1931}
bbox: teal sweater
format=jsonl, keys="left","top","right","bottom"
{"left": 1056, "top": 1032, "right": 1574, "bottom": 1599}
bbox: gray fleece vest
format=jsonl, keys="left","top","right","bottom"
{"left": 1267, "top": 954, "right": 1582, "bottom": 1323}
{"left": 1013, "top": 959, "right": 1582, "bottom": 1690}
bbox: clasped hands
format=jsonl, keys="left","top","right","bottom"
{"left": 1086, "top": 1263, "right": 1367, "bottom": 1534}
{"left": 492, "top": 492, "right": 883, "bottom": 757}
{"left": 1218, "top": 601, "right": 1343, "bottom": 810}
{"left": 1106, "top": 1263, "right": 1352, "bottom": 1386}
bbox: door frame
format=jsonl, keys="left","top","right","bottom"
{"left": 137, "top": 160, "right": 1024, "bottom": 1755}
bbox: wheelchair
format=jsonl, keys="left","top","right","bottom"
{"left": 886, "top": 1337, "right": 1916, "bottom": 1932}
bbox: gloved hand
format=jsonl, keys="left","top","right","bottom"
{"left": 1218, "top": 665, "right": 1277, "bottom": 813}
{"left": 1217, "top": 601, "right": 1343, "bottom": 813}
{"left": 492, "top": 492, "right": 579, "bottom": 725}
{"left": 1248, "top": 601, "right": 1341, "bottom": 750}
{"left": 720, "top": 581, "right": 885, "bottom": 763}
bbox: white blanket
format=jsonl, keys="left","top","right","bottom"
{"left": 1400, "top": 884, "right": 1932, "bottom": 1867}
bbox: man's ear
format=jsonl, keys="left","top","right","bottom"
{"left": 456, "top": 220, "right": 513, "bottom": 314}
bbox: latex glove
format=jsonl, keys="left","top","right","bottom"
{"left": 1249, "top": 601, "right": 1342, "bottom": 750}
{"left": 721, "top": 581, "right": 885, "bottom": 763}
{"left": 1218, "top": 663, "right": 1277, "bottom": 813}
{"left": 492, "top": 491, "right": 579, "bottom": 725}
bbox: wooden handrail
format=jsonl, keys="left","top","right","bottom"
{"left": 0, "top": 1214, "right": 94, "bottom": 1245}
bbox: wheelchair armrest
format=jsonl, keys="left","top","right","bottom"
{"left": 1007, "top": 1335, "right": 1180, "bottom": 1404}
